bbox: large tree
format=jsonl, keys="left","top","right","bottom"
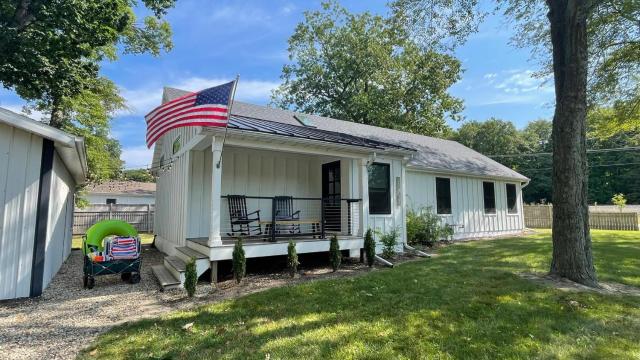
{"left": 393, "top": 0, "right": 639, "bottom": 286}
{"left": 453, "top": 118, "right": 523, "bottom": 156}
{"left": 272, "top": 1, "right": 463, "bottom": 136}
{"left": 0, "top": 0, "right": 175, "bottom": 182}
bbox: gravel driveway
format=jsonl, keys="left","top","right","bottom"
{"left": 0, "top": 247, "right": 172, "bottom": 360}
{"left": 0, "top": 246, "right": 403, "bottom": 359}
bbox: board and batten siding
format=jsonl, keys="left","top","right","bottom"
{"left": 367, "top": 157, "right": 406, "bottom": 250}
{"left": 86, "top": 194, "right": 155, "bottom": 205}
{"left": 153, "top": 128, "right": 191, "bottom": 254}
{"left": 405, "top": 170, "right": 525, "bottom": 239}
{"left": 0, "top": 123, "right": 42, "bottom": 299}
{"left": 42, "top": 153, "right": 75, "bottom": 290}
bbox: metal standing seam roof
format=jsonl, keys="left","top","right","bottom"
{"left": 227, "top": 115, "right": 412, "bottom": 151}
{"left": 155, "top": 87, "right": 529, "bottom": 181}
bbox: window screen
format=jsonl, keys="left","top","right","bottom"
{"left": 483, "top": 181, "right": 496, "bottom": 214}
{"left": 435, "top": 177, "right": 452, "bottom": 214}
{"left": 106, "top": 198, "right": 117, "bottom": 205}
{"left": 368, "top": 163, "right": 391, "bottom": 215}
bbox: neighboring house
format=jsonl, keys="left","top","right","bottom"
{"left": 150, "top": 87, "right": 529, "bottom": 289}
{"left": 85, "top": 181, "right": 156, "bottom": 205}
{"left": 0, "top": 108, "right": 87, "bottom": 300}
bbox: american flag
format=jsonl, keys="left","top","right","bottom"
{"left": 145, "top": 80, "right": 236, "bottom": 148}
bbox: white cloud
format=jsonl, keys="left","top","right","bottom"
{"left": 495, "top": 69, "right": 553, "bottom": 95}
{"left": 121, "top": 145, "right": 154, "bottom": 169}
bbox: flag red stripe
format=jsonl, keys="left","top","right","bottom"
{"left": 145, "top": 93, "right": 196, "bottom": 121}
{"left": 147, "top": 105, "right": 229, "bottom": 134}
{"left": 145, "top": 96, "right": 197, "bottom": 124}
{"left": 147, "top": 120, "right": 228, "bottom": 147}
{"left": 146, "top": 114, "right": 229, "bottom": 142}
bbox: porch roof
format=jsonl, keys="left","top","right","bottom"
{"left": 227, "top": 115, "right": 412, "bottom": 152}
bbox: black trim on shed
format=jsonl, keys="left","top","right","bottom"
{"left": 30, "top": 138, "right": 54, "bottom": 297}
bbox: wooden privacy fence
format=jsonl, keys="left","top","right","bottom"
{"left": 524, "top": 205, "right": 639, "bottom": 231}
{"left": 73, "top": 204, "right": 154, "bottom": 234}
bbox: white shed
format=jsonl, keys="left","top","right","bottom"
{"left": 0, "top": 108, "right": 87, "bottom": 300}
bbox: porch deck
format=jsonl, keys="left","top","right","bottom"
{"left": 185, "top": 235, "right": 364, "bottom": 261}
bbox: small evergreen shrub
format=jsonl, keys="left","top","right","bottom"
{"left": 287, "top": 240, "right": 299, "bottom": 278}
{"left": 184, "top": 258, "right": 197, "bottom": 297}
{"left": 406, "top": 207, "right": 452, "bottom": 246}
{"left": 329, "top": 235, "right": 341, "bottom": 271}
{"left": 364, "top": 228, "right": 376, "bottom": 267}
{"left": 232, "top": 238, "right": 246, "bottom": 283}
{"left": 378, "top": 228, "right": 399, "bottom": 259}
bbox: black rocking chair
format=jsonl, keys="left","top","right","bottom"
{"left": 274, "top": 196, "right": 301, "bottom": 234}
{"left": 227, "top": 195, "right": 262, "bottom": 237}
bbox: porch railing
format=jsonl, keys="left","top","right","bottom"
{"left": 220, "top": 195, "right": 362, "bottom": 241}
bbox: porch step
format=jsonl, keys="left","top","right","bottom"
{"left": 151, "top": 265, "right": 181, "bottom": 291}
{"left": 165, "top": 256, "right": 187, "bottom": 272}
{"left": 176, "top": 246, "right": 208, "bottom": 259}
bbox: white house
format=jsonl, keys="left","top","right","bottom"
{"left": 0, "top": 108, "right": 87, "bottom": 300}
{"left": 150, "top": 87, "right": 529, "bottom": 289}
{"left": 84, "top": 181, "right": 155, "bottom": 205}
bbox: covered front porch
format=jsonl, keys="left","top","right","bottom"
{"left": 183, "top": 132, "right": 374, "bottom": 261}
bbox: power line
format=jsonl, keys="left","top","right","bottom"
{"left": 518, "top": 161, "right": 640, "bottom": 172}
{"left": 488, "top": 146, "right": 640, "bottom": 158}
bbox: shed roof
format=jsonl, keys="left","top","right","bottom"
{"left": 159, "top": 87, "right": 528, "bottom": 181}
{"left": 0, "top": 107, "right": 87, "bottom": 184}
{"left": 85, "top": 181, "right": 156, "bottom": 196}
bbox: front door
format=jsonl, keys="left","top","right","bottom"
{"left": 322, "top": 161, "right": 341, "bottom": 233}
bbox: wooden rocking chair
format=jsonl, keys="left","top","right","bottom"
{"left": 227, "top": 195, "right": 262, "bottom": 237}
{"left": 274, "top": 196, "right": 301, "bottom": 234}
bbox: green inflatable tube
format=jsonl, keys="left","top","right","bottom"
{"left": 83, "top": 220, "right": 138, "bottom": 255}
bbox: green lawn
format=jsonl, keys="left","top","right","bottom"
{"left": 81, "top": 230, "right": 640, "bottom": 359}
{"left": 71, "top": 233, "right": 155, "bottom": 249}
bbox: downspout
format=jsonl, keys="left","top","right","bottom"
{"left": 403, "top": 244, "right": 431, "bottom": 258}
{"left": 374, "top": 255, "right": 394, "bottom": 268}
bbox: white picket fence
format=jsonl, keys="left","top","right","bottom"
{"left": 524, "top": 205, "right": 639, "bottom": 231}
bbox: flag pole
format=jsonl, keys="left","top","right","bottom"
{"left": 216, "top": 74, "right": 239, "bottom": 169}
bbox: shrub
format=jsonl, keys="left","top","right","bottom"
{"left": 287, "top": 240, "right": 299, "bottom": 278}
{"left": 184, "top": 258, "right": 197, "bottom": 297}
{"left": 329, "top": 235, "right": 341, "bottom": 271}
{"left": 364, "top": 228, "right": 376, "bottom": 267}
{"left": 406, "top": 207, "right": 452, "bottom": 246}
{"left": 612, "top": 193, "right": 627, "bottom": 212}
{"left": 378, "top": 228, "right": 399, "bottom": 259}
{"left": 232, "top": 238, "right": 246, "bottom": 283}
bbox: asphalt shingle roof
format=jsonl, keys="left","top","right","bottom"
{"left": 161, "top": 87, "right": 528, "bottom": 181}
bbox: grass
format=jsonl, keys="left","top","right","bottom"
{"left": 80, "top": 230, "right": 640, "bottom": 359}
{"left": 71, "top": 233, "right": 155, "bottom": 250}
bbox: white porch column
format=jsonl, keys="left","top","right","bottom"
{"left": 209, "top": 137, "right": 224, "bottom": 247}
{"left": 359, "top": 158, "right": 370, "bottom": 236}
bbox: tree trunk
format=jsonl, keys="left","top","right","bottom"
{"left": 547, "top": 0, "right": 597, "bottom": 287}
{"left": 49, "top": 96, "right": 64, "bottom": 129}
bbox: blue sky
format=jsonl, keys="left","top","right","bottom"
{"left": 0, "top": 0, "right": 555, "bottom": 169}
